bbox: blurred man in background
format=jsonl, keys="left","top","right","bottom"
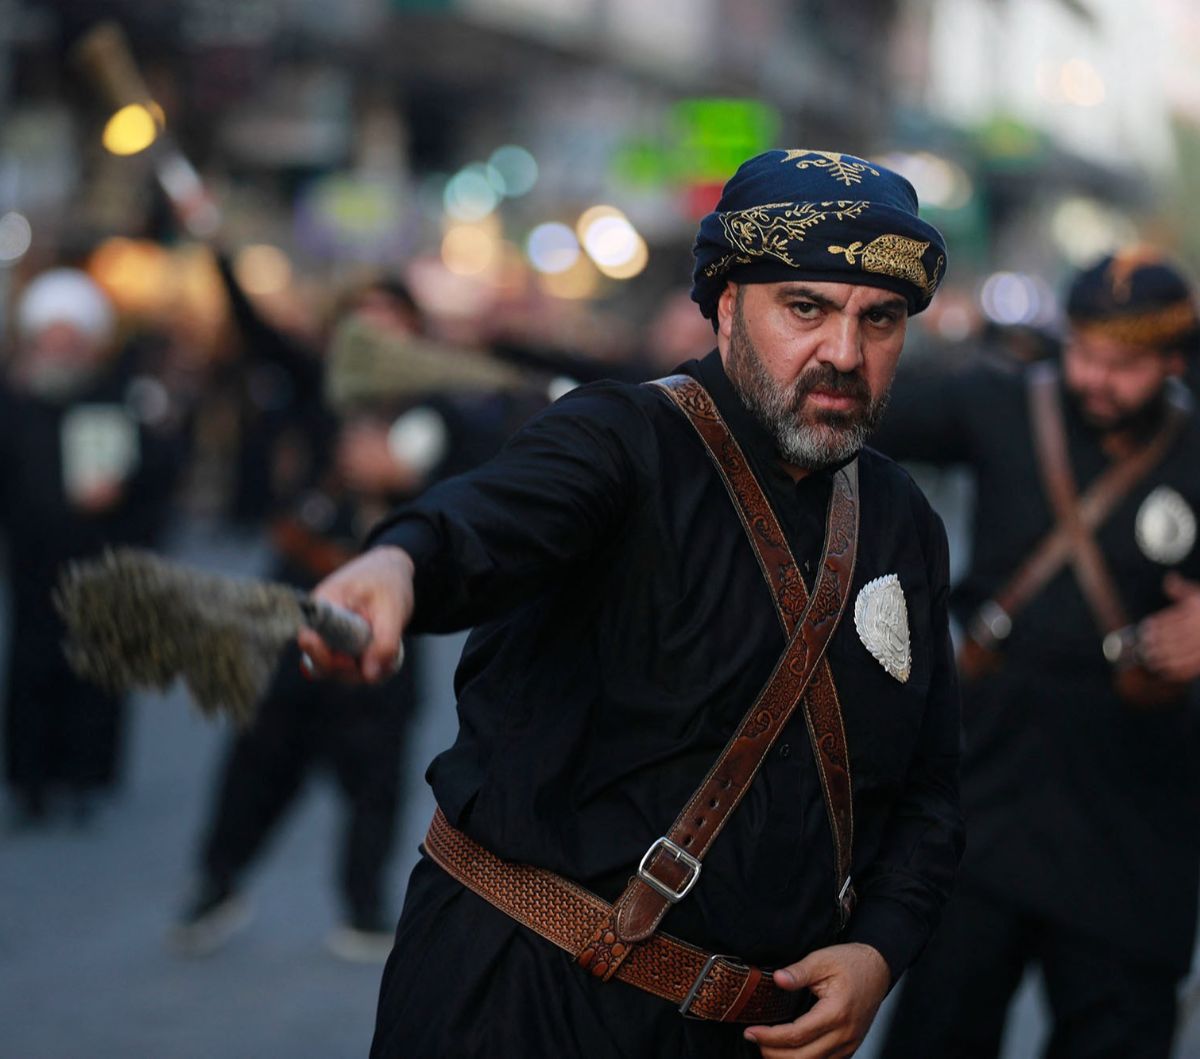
{"left": 171, "top": 269, "right": 432, "bottom": 961}
{"left": 876, "top": 249, "right": 1200, "bottom": 1058}
{"left": 2, "top": 267, "right": 187, "bottom": 827}
{"left": 172, "top": 259, "right": 544, "bottom": 961}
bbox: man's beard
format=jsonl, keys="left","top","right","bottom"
{"left": 1064, "top": 380, "right": 1169, "bottom": 438}
{"left": 725, "top": 306, "right": 889, "bottom": 470}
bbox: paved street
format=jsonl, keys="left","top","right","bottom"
{"left": 1, "top": 520, "right": 464, "bottom": 1059}
{"left": 2, "top": 515, "right": 1198, "bottom": 1057}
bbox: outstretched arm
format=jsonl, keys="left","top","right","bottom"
{"left": 297, "top": 384, "right": 657, "bottom": 671}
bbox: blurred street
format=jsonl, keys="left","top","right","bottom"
{"left": 0, "top": 517, "right": 463, "bottom": 1059}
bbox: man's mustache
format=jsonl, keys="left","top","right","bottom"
{"left": 788, "top": 364, "right": 871, "bottom": 408}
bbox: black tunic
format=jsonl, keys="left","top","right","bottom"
{"left": 368, "top": 350, "right": 962, "bottom": 1055}
{"left": 873, "top": 360, "right": 1200, "bottom": 973}
{"left": 0, "top": 365, "right": 185, "bottom": 797}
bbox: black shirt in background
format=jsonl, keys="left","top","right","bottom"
{"left": 873, "top": 361, "right": 1200, "bottom": 971}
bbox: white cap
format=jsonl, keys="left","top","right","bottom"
{"left": 17, "top": 269, "right": 117, "bottom": 346}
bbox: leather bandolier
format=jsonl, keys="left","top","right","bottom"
{"left": 423, "top": 374, "right": 862, "bottom": 1023}
{"left": 960, "top": 362, "right": 1190, "bottom": 708}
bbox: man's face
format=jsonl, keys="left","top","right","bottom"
{"left": 716, "top": 280, "right": 908, "bottom": 470}
{"left": 1061, "top": 330, "right": 1182, "bottom": 430}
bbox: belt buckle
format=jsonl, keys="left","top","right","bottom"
{"left": 638, "top": 836, "right": 702, "bottom": 903}
{"left": 679, "top": 952, "right": 742, "bottom": 1018}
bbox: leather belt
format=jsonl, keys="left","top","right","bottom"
{"left": 423, "top": 808, "right": 803, "bottom": 1024}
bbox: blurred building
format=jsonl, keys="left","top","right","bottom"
{"left": 0, "top": 0, "right": 1197, "bottom": 358}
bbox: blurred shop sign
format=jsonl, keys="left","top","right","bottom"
{"left": 614, "top": 98, "right": 780, "bottom": 216}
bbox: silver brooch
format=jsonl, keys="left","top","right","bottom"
{"left": 1135, "top": 486, "right": 1196, "bottom": 565}
{"left": 854, "top": 574, "right": 911, "bottom": 683}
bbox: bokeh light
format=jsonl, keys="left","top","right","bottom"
{"left": 0, "top": 212, "right": 33, "bottom": 264}
{"left": 1060, "top": 58, "right": 1106, "bottom": 107}
{"left": 538, "top": 255, "right": 600, "bottom": 299}
{"left": 102, "top": 103, "right": 160, "bottom": 156}
{"left": 526, "top": 223, "right": 580, "bottom": 274}
{"left": 1051, "top": 197, "right": 1136, "bottom": 264}
{"left": 488, "top": 146, "right": 538, "bottom": 198}
{"left": 878, "top": 151, "right": 973, "bottom": 211}
{"left": 979, "top": 272, "right": 1053, "bottom": 327}
{"left": 441, "top": 224, "right": 499, "bottom": 277}
{"left": 444, "top": 165, "right": 500, "bottom": 221}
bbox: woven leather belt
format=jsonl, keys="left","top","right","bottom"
{"left": 423, "top": 808, "right": 802, "bottom": 1024}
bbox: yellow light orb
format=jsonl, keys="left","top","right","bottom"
{"left": 102, "top": 104, "right": 160, "bottom": 156}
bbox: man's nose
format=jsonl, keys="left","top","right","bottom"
{"left": 817, "top": 319, "right": 864, "bottom": 373}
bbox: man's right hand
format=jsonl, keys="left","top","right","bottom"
{"left": 297, "top": 545, "right": 415, "bottom": 684}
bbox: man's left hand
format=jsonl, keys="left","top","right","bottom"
{"left": 1139, "top": 573, "right": 1200, "bottom": 682}
{"left": 743, "top": 942, "right": 890, "bottom": 1059}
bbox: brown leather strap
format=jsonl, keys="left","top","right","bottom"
{"left": 968, "top": 363, "right": 1190, "bottom": 649}
{"left": 1028, "top": 362, "right": 1129, "bottom": 633}
{"left": 575, "top": 375, "right": 860, "bottom": 984}
{"left": 424, "top": 808, "right": 802, "bottom": 1023}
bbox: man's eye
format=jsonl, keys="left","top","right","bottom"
{"left": 791, "top": 301, "right": 820, "bottom": 317}
{"left": 866, "top": 309, "right": 898, "bottom": 326}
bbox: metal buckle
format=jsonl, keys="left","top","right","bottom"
{"left": 836, "top": 875, "right": 855, "bottom": 929}
{"left": 638, "top": 836, "right": 702, "bottom": 903}
{"left": 679, "top": 952, "right": 740, "bottom": 1018}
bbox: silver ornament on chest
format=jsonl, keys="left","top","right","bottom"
{"left": 1135, "top": 486, "right": 1196, "bottom": 565}
{"left": 854, "top": 574, "right": 911, "bottom": 683}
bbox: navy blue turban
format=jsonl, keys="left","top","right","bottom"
{"left": 1066, "top": 249, "right": 1200, "bottom": 356}
{"left": 691, "top": 149, "right": 948, "bottom": 323}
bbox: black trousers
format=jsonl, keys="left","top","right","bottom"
{"left": 5, "top": 620, "right": 125, "bottom": 804}
{"left": 880, "top": 886, "right": 1180, "bottom": 1059}
{"left": 197, "top": 643, "right": 416, "bottom": 921}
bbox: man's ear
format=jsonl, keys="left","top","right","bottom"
{"left": 717, "top": 283, "right": 739, "bottom": 341}
{"left": 1165, "top": 351, "right": 1186, "bottom": 379}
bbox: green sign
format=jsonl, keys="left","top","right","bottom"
{"left": 615, "top": 98, "right": 781, "bottom": 188}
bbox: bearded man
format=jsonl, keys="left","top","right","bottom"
{"left": 300, "top": 149, "right": 964, "bottom": 1059}
{"left": 875, "top": 251, "right": 1200, "bottom": 1058}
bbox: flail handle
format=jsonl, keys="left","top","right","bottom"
{"left": 298, "top": 597, "right": 372, "bottom": 657}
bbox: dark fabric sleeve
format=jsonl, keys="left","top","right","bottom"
{"left": 842, "top": 508, "right": 965, "bottom": 981}
{"left": 870, "top": 364, "right": 987, "bottom": 467}
{"left": 215, "top": 252, "right": 323, "bottom": 402}
{"left": 364, "top": 384, "right": 654, "bottom": 633}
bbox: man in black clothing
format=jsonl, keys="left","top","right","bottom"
{"left": 876, "top": 250, "right": 1200, "bottom": 1058}
{"left": 300, "top": 150, "right": 964, "bottom": 1058}
{"left": 2, "top": 268, "right": 187, "bottom": 825}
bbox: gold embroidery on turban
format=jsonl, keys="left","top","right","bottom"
{"left": 703, "top": 201, "right": 871, "bottom": 279}
{"left": 780, "top": 150, "right": 881, "bottom": 187}
{"left": 1075, "top": 299, "right": 1200, "bottom": 349}
{"left": 827, "top": 235, "right": 943, "bottom": 298}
